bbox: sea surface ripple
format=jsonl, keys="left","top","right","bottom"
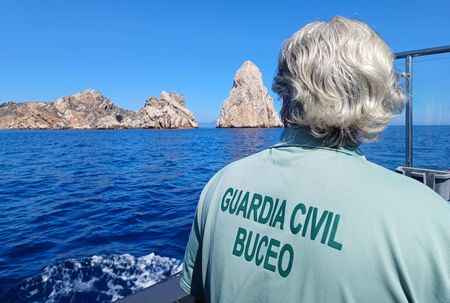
{"left": 0, "top": 126, "right": 448, "bottom": 302}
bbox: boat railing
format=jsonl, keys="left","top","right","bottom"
{"left": 394, "top": 45, "right": 450, "bottom": 167}
{"left": 394, "top": 45, "right": 450, "bottom": 201}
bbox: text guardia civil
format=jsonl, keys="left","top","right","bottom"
{"left": 220, "top": 187, "right": 343, "bottom": 278}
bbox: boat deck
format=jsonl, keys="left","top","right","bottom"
{"left": 115, "top": 273, "right": 194, "bottom": 303}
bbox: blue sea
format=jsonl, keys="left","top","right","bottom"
{"left": 0, "top": 126, "right": 449, "bottom": 302}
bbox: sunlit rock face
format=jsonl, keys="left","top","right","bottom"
{"left": 138, "top": 91, "right": 198, "bottom": 129}
{"left": 0, "top": 89, "right": 198, "bottom": 130}
{"left": 54, "top": 89, "right": 139, "bottom": 129}
{"left": 0, "top": 101, "right": 67, "bottom": 129}
{"left": 216, "top": 61, "right": 282, "bottom": 128}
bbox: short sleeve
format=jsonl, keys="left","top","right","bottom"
{"left": 180, "top": 170, "right": 224, "bottom": 299}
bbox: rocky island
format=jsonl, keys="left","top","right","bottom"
{"left": 216, "top": 61, "right": 282, "bottom": 128}
{"left": 0, "top": 89, "right": 198, "bottom": 129}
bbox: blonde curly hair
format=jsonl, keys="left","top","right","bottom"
{"left": 273, "top": 16, "right": 405, "bottom": 147}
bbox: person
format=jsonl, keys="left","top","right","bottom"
{"left": 180, "top": 16, "right": 450, "bottom": 302}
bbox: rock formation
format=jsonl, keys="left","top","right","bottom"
{"left": 216, "top": 61, "right": 282, "bottom": 128}
{"left": 0, "top": 89, "right": 198, "bottom": 130}
{"left": 138, "top": 91, "right": 198, "bottom": 129}
{"left": 54, "top": 89, "right": 140, "bottom": 129}
{"left": 0, "top": 101, "right": 67, "bottom": 130}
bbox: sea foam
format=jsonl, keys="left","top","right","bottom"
{"left": 1, "top": 253, "right": 182, "bottom": 303}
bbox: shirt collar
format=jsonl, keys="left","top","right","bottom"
{"left": 271, "top": 127, "right": 365, "bottom": 157}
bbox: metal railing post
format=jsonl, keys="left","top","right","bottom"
{"left": 405, "top": 55, "right": 413, "bottom": 167}
{"left": 394, "top": 45, "right": 450, "bottom": 168}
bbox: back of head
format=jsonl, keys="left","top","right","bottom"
{"left": 273, "top": 16, "right": 405, "bottom": 147}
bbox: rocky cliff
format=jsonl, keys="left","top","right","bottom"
{"left": 0, "top": 89, "right": 198, "bottom": 130}
{"left": 0, "top": 101, "right": 67, "bottom": 130}
{"left": 53, "top": 89, "right": 139, "bottom": 129}
{"left": 216, "top": 61, "right": 282, "bottom": 128}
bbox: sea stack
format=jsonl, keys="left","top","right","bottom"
{"left": 216, "top": 61, "right": 282, "bottom": 128}
{"left": 138, "top": 91, "right": 198, "bottom": 129}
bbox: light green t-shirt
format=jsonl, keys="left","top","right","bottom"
{"left": 180, "top": 128, "right": 450, "bottom": 303}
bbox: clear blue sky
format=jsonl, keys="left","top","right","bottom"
{"left": 1, "top": 0, "right": 449, "bottom": 124}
